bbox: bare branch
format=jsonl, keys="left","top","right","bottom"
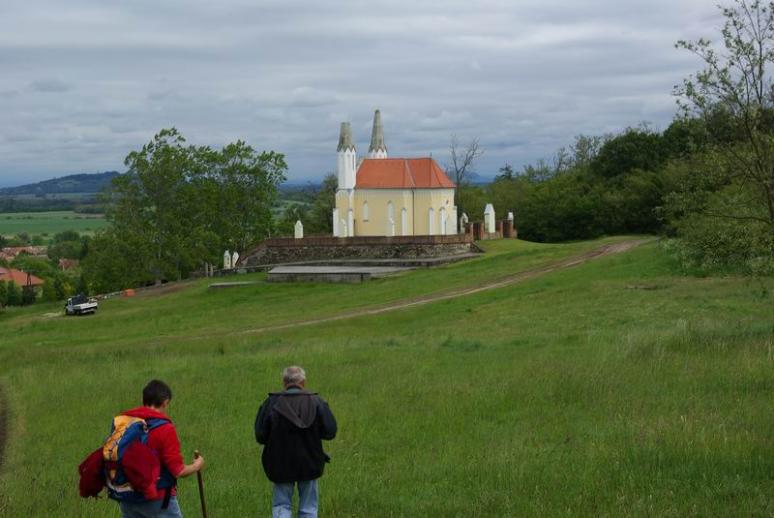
{"left": 447, "top": 134, "right": 484, "bottom": 187}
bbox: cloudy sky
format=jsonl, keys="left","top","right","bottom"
{"left": 0, "top": 0, "right": 721, "bottom": 187}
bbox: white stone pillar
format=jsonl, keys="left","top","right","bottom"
{"left": 332, "top": 208, "right": 339, "bottom": 237}
{"left": 484, "top": 204, "right": 496, "bottom": 233}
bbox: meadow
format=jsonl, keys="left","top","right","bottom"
{"left": 0, "top": 238, "right": 772, "bottom": 516}
{"left": 0, "top": 211, "right": 107, "bottom": 238}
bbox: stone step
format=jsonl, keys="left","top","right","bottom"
{"left": 283, "top": 253, "right": 480, "bottom": 268}
{"left": 267, "top": 265, "right": 412, "bottom": 283}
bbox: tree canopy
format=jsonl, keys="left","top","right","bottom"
{"left": 83, "top": 128, "right": 286, "bottom": 292}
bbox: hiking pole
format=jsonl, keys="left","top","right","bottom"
{"left": 194, "top": 450, "right": 208, "bottom": 518}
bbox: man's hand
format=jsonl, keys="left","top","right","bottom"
{"left": 177, "top": 455, "right": 205, "bottom": 478}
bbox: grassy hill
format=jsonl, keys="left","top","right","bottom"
{"left": 0, "top": 238, "right": 772, "bottom": 516}
{"left": 0, "top": 172, "right": 119, "bottom": 196}
{"left": 0, "top": 172, "right": 117, "bottom": 214}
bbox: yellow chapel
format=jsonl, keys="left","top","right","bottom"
{"left": 333, "top": 110, "right": 458, "bottom": 237}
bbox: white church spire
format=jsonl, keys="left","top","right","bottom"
{"left": 336, "top": 122, "right": 357, "bottom": 190}
{"left": 368, "top": 109, "right": 387, "bottom": 159}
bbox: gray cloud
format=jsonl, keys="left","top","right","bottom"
{"left": 0, "top": 0, "right": 722, "bottom": 185}
{"left": 29, "top": 79, "right": 71, "bottom": 93}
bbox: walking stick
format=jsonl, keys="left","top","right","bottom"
{"left": 194, "top": 450, "right": 208, "bottom": 518}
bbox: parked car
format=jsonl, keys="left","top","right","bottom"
{"left": 64, "top": 294, "right": 98, "bottom": 316}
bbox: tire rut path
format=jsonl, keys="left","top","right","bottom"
{"left": 231, "top": 238, "right": 650, "bottom": 337}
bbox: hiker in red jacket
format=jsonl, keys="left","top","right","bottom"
{"left": 117, "top": 380, "right": 205, "bottom": 518}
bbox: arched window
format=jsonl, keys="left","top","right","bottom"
{"left": 439, "top": 207, "right": 447, "bottom": 235}
{"left": 363, "top": 201, "right": 369, "bottom": 221}
{"left": 401, "top": 208, "right": 408, "bottom": 236}
{"left": 428, "top": 207, "right": 435, "bottom": 235}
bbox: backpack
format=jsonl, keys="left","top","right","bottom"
{"left": 78, "top": 414, "right": 176, "bottom": 506}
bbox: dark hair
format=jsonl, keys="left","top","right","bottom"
{"left": 142, "top": 379, "right": 173, "bottom": 407}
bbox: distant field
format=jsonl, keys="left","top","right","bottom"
{"left": 272, "top": 198, "right": 311, "bottom": 216}
{"left": 0, "top": 238, "right": 772, "bottom": 516}
{"left": 0, "top": 211, "right": 107, "bottom": 237}
{"left": 0, "top": 192, "right": 96, "bottom": 201}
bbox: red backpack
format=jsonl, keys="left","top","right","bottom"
{"left": 78, "top": 414, "right": 174, "bottom": 503}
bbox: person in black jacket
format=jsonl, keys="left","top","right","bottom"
{"left": 255, "top": 366, "right": 337, "bottom": 518}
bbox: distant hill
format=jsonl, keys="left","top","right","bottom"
{"left": 0, "top": 172, "right": 120, "bottom": 196}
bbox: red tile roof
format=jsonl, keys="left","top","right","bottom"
{"left": 356, "top": 158, "right": 456, "bottom": 189}
{"left": 0, "top": 267, "right": 45, "bottom": 287}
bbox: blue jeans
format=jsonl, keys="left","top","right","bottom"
{"left": 119, "top": 496, "right": 182, "bottom": 518}
{"left": 272, "top": 479, "right": 318, "bottom": 518}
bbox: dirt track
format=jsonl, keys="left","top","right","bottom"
{"left": 235, "top": 238, "right": 650, "bottom": 336}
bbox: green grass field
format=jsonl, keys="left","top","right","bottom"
{"left": 0, "top": 238, "right": 772, "bottom": 516}
{"left": 0, "top": 211, "right": 107, "bottom": 238}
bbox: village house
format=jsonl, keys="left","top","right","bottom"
{"left": 0, "top": 246, "right": 47, "bottom": 262}
{"left": 332, "top": 110, "right": 458, "bottom": 237}
{"left": 0, "top": 266, "right": 45, "bottom": 287}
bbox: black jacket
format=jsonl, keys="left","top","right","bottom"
{"left": 254, "top": 387, "right": 337, "bottom": 483}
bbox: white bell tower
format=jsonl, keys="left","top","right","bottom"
{"left": 337, "top": 122, "right": 357, "bottom": 190}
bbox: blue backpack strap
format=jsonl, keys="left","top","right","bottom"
{"left": 146, "top": 417, "right": 171, "bottom": 431}
{"left": 144, "top": 417, "right": 177, "bottom": 509}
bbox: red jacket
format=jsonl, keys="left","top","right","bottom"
{"left": 122, "top": 407, "right": 185, "bottom": 498}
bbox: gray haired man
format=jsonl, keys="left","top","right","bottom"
{"left": 255, "top": 366, "right": 337, "bottom": 518}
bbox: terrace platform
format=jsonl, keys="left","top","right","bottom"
{"left": 267, "top": 265, "right": 412, "bottom": 283}
{"left": 208, "top": 281, "right": 261, "bottom": 289}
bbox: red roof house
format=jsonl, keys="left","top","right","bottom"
{"left": 0, "top": 267, "right": 45, "bottom": 287}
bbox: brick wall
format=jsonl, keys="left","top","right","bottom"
{"left": 465, "top": 220, "right": 517, "bottom": 240}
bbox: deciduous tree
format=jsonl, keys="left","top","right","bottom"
{"left": 675, "top": 0, "right": 774, "bottom": 228}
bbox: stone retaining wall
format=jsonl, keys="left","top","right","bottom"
{"left": 240, "top": 235, "right": 475, "bottom": 267}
